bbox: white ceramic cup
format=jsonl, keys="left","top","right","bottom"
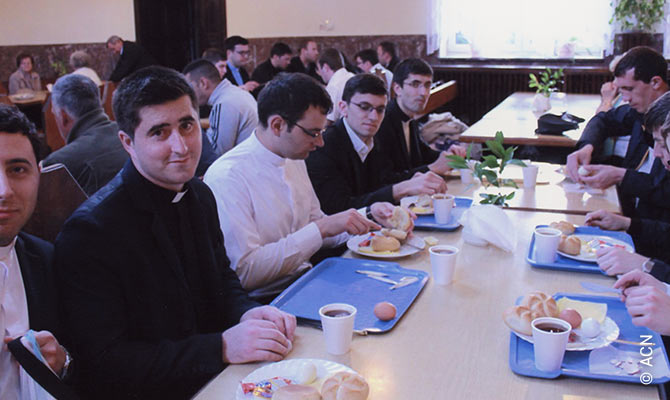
{"left": 531, "top": 317, "right": 572, "bottom": 372}
{"left": 432, "top": 193, "right": 455, "bottom": 224}
{"left": 319, "top": 303, "right": 357, "bottom": 355}
{"left": 522, "top": 164, "right": 539, "bottom": 188}
{"left": 534, "top": 227, "right": 561, "bottom": 263}
{"left": 429, "top": 245, "right": 459, "bottom": 285}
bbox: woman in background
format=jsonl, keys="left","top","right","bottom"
{"left": 8, "top": 53, "right": 41, "bottom": 94}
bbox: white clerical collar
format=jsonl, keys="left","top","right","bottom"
{"left": 172, "top": 190, "right": 188, "bottom": 203}
{"left": 251, "top": 132, "right": 287, "bottom": 167}
{"left": 343, "top": 118, "right": 374, "bottom": 162}
{"left": 0, "top": 238, "right": 17, "bottom": 260}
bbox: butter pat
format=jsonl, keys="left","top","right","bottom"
{"left": 557, "top": 297, "right": 607, "bottom": 324}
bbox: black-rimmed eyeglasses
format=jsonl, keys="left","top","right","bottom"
{"left": 351, "top": 101, "right": 386, "bottom": 115}
{"left": 290, "top": 120, "right": 325, "bottom": 138}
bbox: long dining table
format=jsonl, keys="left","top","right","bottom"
{"left": 194, "top": 195, "right": 660, "bottom": 398}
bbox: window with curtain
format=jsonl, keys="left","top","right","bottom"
{"left": 436, "top": 0, "right": 613, "bottom": 59}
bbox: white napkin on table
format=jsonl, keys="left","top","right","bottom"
{"left": 459, "top": 204, "right": 516, "bottom": 252}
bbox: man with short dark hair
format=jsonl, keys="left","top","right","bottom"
{"left": 377, "top": 41, "right": 399, "bottom": 72}
{"left": 106, "top": 35, "right": 156, "bottom": 82}
{"left": 376, "top": 58, "right": 465, "bottom": 179}
{"left": 204, "top": 74, "right": 395, "bottom": 299}
{"left": 251, "top": 42, "right": 292, "bottom": 85}
{"left": 202, "top": 47, "right": 227, "bottom": 78}
{"left": 307, "top": 74, "right": 447, "bottom": 214}
{"left": 42, "top": 74, "right": 127, "bottom": 195}
{"left": 223, "top": 35, "right": 260, "bottom": 92}
{"left": 316, "top": 48, "right": 354, "bottom": 124}
{"left": 0, "top": 105, "right": 73, "bottom": 399}
{"left": 184, "top": 59, "right": 258, "bottom": 156}
{"left": 287, "top": 40, "right": 322, "bottom": 83}
{"left": 355, "top": 49, "right": 393, "bottom": 92}
{"left": 55, "top": 66, "right": 295, "bottom": 400}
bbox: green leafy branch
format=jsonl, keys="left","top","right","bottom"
{"left": 610, "top": 0, "right": 665, "bottom": 33}
{"left": 447, "top": 131, "right": 526, "bottom": 206}
{"left": 529, "top": 68, "right": 564, "bottom": 97}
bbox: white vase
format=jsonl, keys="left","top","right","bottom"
{"left": 532, "top": 93, "right": 551, "bottom": 114}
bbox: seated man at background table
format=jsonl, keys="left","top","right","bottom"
{"left": 251, "top": 42, "right": 292, "bottom": 86}
{"left": 42, "top": 74, "right": 127, "bottom": 196}
{"left": 54, "top": 66, "right": 295, "bottom": 400}
{"left": 354, "top": 49, "right": 393, "bottom": 93}
{"left": 565, "top": 47, "right": 670, "bottom": 221}
{"left": 316, "top": 48, "right": 355, "bottom": 125}
{"left": 202, "top": 48, "right": 227, "bottom": 78}
{"left": 307, "top": 73, "right": 447, "bottom": 214}
{"left": 224, "top": 35, "right": 260, "bottom": 93}
{"left": 584, "top": 91, "right": 670, "bottom": 280}
{"left": 0, "top": 105, "right": 74, "bottom": 399}
{"left": 204, "top": 73, "right": 396, "bottom": 301}
{"left": 287, "top": 40, "right": 323, "bottom": 83}
{"left": 184, "top": 59, "right": 258, "bottom": 157}
{"left": 376, "top": 58, "right": 465, "bottom": 181}
{"left": 377, "top": 41, "right": 399, "bottom": 73}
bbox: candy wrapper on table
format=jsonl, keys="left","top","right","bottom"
{"left": 240, "top": 377, "right": 292, "bottom": 398}
{"left": 459, "top": 204, "right": 516, "bottom": 252}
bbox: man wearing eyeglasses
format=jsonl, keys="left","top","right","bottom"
{"left": 204, "top": 74, "right": 396, "bottom": 301}
{"left": 223, "top": 36, "right": 260, "bottom": 93}
{"left": 306, "top": 74, "right": 448, "bottom": 214}
{"left": 377, "top": 58, "right": 466, "bottom": 179}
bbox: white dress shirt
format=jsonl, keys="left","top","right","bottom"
{"left": 369, "top": 63, "right": 393, "bottom": 94}
{"left": 325, "top": 68, "right": 355, "bottom": 122}
{"left": 0, "top": 239, "right": 29, "bottom": 400}
{"left": 343, "top": 117, "right": 374, "bottom": 162}
{"left": 204, "top": 133, "right": 348, "bottom": 294}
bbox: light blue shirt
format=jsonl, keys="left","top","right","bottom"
{"left": 227, "top": 61, "right": 244, "bottom": 86}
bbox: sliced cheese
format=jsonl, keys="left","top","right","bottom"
{"left": 410, "top": 206, "right": 432, "bottom": 214}
{"left": 557, "top": 297, "right": 607, "bottom": 324}
{"left": 424, "top": 236, "right": 439, "bottom": 246}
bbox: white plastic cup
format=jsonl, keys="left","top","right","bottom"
{"left": 534, "top": 227, "right": 561, "bottom": 263}
{"left": 432, "top": 193, "right": 454, "bottom": 224}
{"left": 429, "top": 245, "right": 459, "bottom": 285}
{"left": 522, "top": 164, "right": 539, "bottom": 188}
{"left": 460, "top": 169, "right": 474, "bottom": 184}
{"left": 531, "top": 317, "right": 571, "bottom": 372}
{"left": 319, "top": 303, "right": 357, "bottom": 355}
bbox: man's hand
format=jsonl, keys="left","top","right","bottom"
{"left": 584, "top": 210, "right": 631, "bottom": 231}
{"left": 393, "top": 171, "right": 447, "bottom": 199}
{"left": 579, "top": 164, "right": 626, "bottom": 189}
{"left": 615, "top": 270, "right": 670, "bottom": 335}
{"left": 614, "top": 269, "right": 665, "bottom": 300}
{"left": 4, "top": 331, "right": 66, "bottom": 374}
{"left": 315, "top": 209, "right": 380, "bottom": 238}
{"left": 565, "top": 144, "right": 593, "bottom": 182}
{"left": 241, "top": 305, "right": 296, "bottom": 341}
{"left": 369, "top": 202, "right": 416, "bottom": 232}
{"left": 600, "top": 82, "right": 618, "bottom": 109}
{"left": 596, "top": 247, "right": 649, "bottom": 276}
{"left": 222, "top": 319, "right": 292, "bottom": 364}
{"left": 428, "top": 151, "right": 454, "bottom": 175}
{"left": 446, "top": 144, "right": 467, "bottom": 157}
{"left": 241, "top": 81, "right": 260, "bottom": 92}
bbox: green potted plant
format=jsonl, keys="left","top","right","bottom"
{"left": 446, "top": 131, "right": 526, "bottom": 206}
{"left": 528, "top": 68, "right": 564, "bottom": 113}
{"left": 611, "top": 0, "right": 665, "bottom": 55}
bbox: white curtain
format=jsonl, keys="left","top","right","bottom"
{"left": 426, "top": 0, "right": 442, "bottom": 55}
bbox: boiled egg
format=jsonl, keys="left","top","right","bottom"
{"left": 580, "top": 317, "right": 601, "bottom": 338}
{"left": 374, "top": 302, "right": 397, "bottom": 321}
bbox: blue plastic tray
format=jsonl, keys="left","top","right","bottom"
{"left": 526, "top": 225, "right": 635, "bottom": 274}
{"left": 271, "top": 257, "right": 428, "bottom": 334}
{"left": 413, "top": 197, "right": 472, "bottom": 231}
{"left": 509, "top": 293, "right": 670, "bottom": 384}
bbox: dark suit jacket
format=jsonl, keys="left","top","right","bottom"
{"left": 41, "top": 108, "right": 127, "bottom": 196}
{"left": 376, "top": 99, "right": 440, "bottom": 181}
{"left": 54, "top": 161, "right": 258, "bottom": 399}
{"left": 306, "top": 119, "right": 395, "bottom": 214}
{"left": 251, "top": 59, "right": 281, "bottom": 84}
{"left": 287, "top": 57, "right": 323, "bottom": 83}
{"left": 109, "top": 41, "right": 156, "bottom": 82}
{"left": 224, "top": 63, "right": 251, "bottom": 86}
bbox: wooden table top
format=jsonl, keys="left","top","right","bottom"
{"left": 193, "top": 210, "right": 659, "bottom": 399}
{"left": 445, "top": 163, "right": 621, "bottom": 215}
{"left": 8, "top": 90, "right": 48, "bottom": 106}
{"left": 459, "top": 92, "right": 601, "bottom": 147}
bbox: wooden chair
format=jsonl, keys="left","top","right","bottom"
{"left": 101, "top": 81, "right": 117, "bottom": 120}
{"left": 22, "top": 164, "right": 88, "bottom": 243}
{"left": 422, "top": 80, "right": 458, "bottom": 116}
{"left": 0, "top": 81, "right": 7, "bottom": 95}
{"left": 41, "top": 94, "right": 66, "bottom": 151}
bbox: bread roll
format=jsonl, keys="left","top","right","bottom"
{"left": 273, "top": 384, "right": 321, "bottom": 400}
{"left": 521, "top": 292, "right": 558, "bottom": 318}
{"left": 549, "top": 221, "right": 575, "bottom": 235}
{"left": 389, "top": 206, "right": 411, "bottom": 231}
{"left": 370, "top": 236, "right": 400, "bottom": 252}
{"left": 416, "top": 194, "right": 432, "bottom": 208}
{"left": 558, "top": 235, "right": 581, "bottom": 255}
{"left": 321, "top": 372, "right": 369, "bottom": 400}
{"left": 502, "top": 306, "right": 534, "bottom": 336}
{"left": 381, "top": 228, "right": 408, "bottom": 241}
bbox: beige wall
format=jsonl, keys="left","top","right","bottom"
{"left": 0, "top": 0, "right": 135, "bottom": 46}
{"left": 226, "top": 0, "right": 429, "bottom": 37}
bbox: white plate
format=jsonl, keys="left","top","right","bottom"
{"left": 513, "top": 316, "right": 620, "bottom": 351}
{"left": 10, "top": 93, "right": 35, "bottom": 100}
{"left": 347, "top": 232, "right": 421, "bottom": 259}
{"left": 400, "top": 195, "right": 433, "bottom": 215}
{"left": 556, "top": 234, "right": 634, "bottom": 263}
{"left": 236, "top": 358, "right": 356, "bottom": 399}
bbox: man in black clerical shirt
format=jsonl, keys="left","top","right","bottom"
{"left": 251, "top": 42, "right": 292, "bottom": 86}
{"left": 106, "top": 35, "right": 156, "bottom": 82}
{"left": 377, "top": 41, "right": 399, "bottom": 73}
{"left": 287, "top": 40, "right": 323, "bottom": 83}
{"left": 54, "top": 66, "right": 295, "bottom": 400}
{"left": 307, "top": 74, "right": 448, "bottom": 214}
